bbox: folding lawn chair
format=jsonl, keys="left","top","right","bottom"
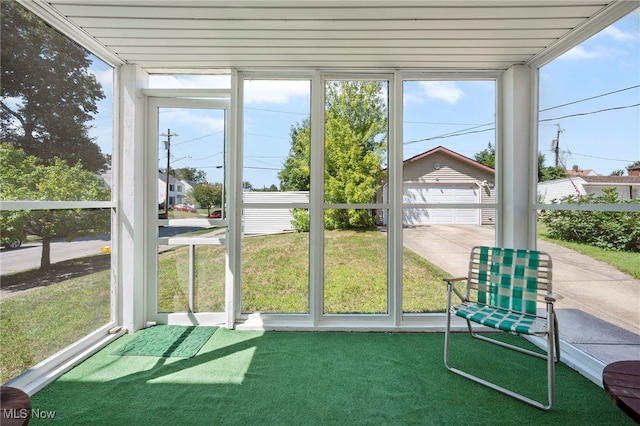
{"left": 444, "top": 246, "right": 563, "bottom": 410}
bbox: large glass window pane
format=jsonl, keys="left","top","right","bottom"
{"left": 241, "top": 79, "right": 311, "bottom": 314}
{"left": 0, "top": 209, "right": 111, "bottom": 383}
{"left": 537, "top": 13, "right": 639, "bottom": 198}
{"left": 152, "top": 101, "right": 227, "bottom": 317}
{"left": 401, "top": 80, "right": 496, "bottom": 313}
{"left": 242, "top": 229, "right": 310, "bottom": 313}
{"left": 323, "top": 80, "right": 389, "bottom": 314}
{"left": 324, "top": 221, "right": 388, "bottom": 314}
{"left": 1, "top": 2, "right": 113, "bottom": 199}
{"left": 1, "top": 1, "right": 114, "bottom": 383}
{"left": 535, "top": 11, "right": 639, "bottom": 362}
{"left": 193, "top": 245, "right": 226, "bottom": 312}
{"left": 157, "top": 243, "right": 190, "bottom": 313}
{"left": 157, "top": 243, "right": 225, "bottom": 313}
{"left": 324, "top": 80, "right": 388, "bottom": 205}
{"left": 156, "top": 108, "right": 226, "bottom": 220}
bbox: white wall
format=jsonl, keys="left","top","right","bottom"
{"left": 537, "top": 178, "right": 585, "bottom": 203}
{"left": 243, "top": 191, "right": 309, "bottom": 235}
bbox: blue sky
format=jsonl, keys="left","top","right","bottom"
{"left": 89, "top": 9, "right": 639, "bottom": 188}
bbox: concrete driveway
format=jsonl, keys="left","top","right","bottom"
{"left": 403, "top": 224, "right": 640, "bottom": 364}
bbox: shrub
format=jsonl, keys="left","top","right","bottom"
{"left": 540, "top": 188, "right": 640, "bottom": 252}
{"left": 291, "top": 208, "right": 310, "bottom": 232}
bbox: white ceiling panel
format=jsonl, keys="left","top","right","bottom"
{"left": 19, "top": 0, "right": 640, "bottom": 72}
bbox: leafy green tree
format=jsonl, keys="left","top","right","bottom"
{"left": 474, "top": 145, "right": 565, "bottom": 182}
{"left": 538, "top": 153, "right": 566, "bottom": 182}
{"left": 280, "top": 118, "right": 311, "bottom": 191}
{"left": 474, "top": 142, "right": 495, "bottom": 169}
{"left": 1, "top": 1, "right": 106, "bottom": 173}
{"left": 280, "top": 81, "right": 387, "bottom": 230}
{"left": 253, "top": 184, "right": 279, "bottom": 192}
{"left": 0, "top": 144, "right": 110, "bottom": 269}
{"left": 187, "top": 183, "right": 222, "bottom": 215}
{"left": 610, "top": 169, "right": 625, "bottom": 176}
{"left": 172, "top": 167, "right": 207, "bottom": 183}
{"left": 324, "top": 81, "right": 387, "bottom": 229}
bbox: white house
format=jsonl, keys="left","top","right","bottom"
{"left": 538, "top": 175, "right": 640, "bottom": 203}
{"left": 157, "top": 172, "right": 190, "bottom": 207}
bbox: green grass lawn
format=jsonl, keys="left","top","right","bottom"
{"left": 538, "top": 223, "right": 640, "bottom": 279}
{"left": 158, "top": 229, "right": 448, "bottom": 314}
{"left": 0, "top": 256, "right": 111, "bottom": 383}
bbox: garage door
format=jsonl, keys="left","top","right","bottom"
{"left": 403, "top": 185, "right": 479, "bottom": 225}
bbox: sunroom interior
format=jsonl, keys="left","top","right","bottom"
{"left": 2, "top": 0, "right": 639, "bottom": 402}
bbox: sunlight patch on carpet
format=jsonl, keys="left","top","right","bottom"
{"left": 113, "top": 325, "right": 217, "bottom": 358}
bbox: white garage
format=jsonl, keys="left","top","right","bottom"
{"left": 378, "top": 146, "right": 496, "bottom": 227}
{"left": 402, "top": 184, "right": 480, "bottom": 225}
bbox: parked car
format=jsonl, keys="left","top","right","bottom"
{"left": 172, "top": 204, "right": 197, "bottom": 213}
{"left": 1, "top": 233, "right": 24, "bottom": 250}
{"left": 208, "top": 210, "right": 222, "bottom": 219}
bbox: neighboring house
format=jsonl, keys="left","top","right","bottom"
{"left": 566, "top": 165, "right": 598, "bottom": 177}
{"left": 243, "top": 191, "right": 309, "bottom": 235}
{"left": 380, "top": 146, "right": 495, "bottom": 226}
{"left": 538, "top": 175, "right": 640, "bottom": 203}
{"left": 158, "top": 172, "right": 189, "bottom": 207}
{"left": 182, "top": 180, "right": 198, "bottom": 197}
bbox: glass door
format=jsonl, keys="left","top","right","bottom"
{"left": 147, "top": 97, "right": 229, "bottom": 325}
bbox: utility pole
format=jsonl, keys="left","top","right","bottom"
{"left": 551, "top": 124, "right": 562, "bottom": 168}
{"left": 161, "top": 129, "right": 178, "bottom": 216}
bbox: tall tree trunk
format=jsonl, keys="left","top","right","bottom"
{"left": 40, "top": 236, "right": 51, "bottom": 270}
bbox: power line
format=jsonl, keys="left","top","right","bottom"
{"left": 404, "top": 101, "right": 638, "bottom": 145}
{"left": 245, "top": 106, "right": 308, "bottom": 116}
{"left": 560, "top": 151, "right": 636, "bottom": 163}
{"left": 539, "top": 84, "right": 640, "bottom": 112}
{"left": 539, "top": 103, "right": 640, "bottom": 122}
{"left": 404, "top": 123, "right": 494, "bottom": 145}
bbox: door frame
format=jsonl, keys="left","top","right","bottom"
{"left": 145, "top": 96, "right": 231, "bottom": 326}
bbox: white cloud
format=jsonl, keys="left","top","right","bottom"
{"left": 559, "top": 44, "right": 622, "bottom": 61}
{"left": 600, "top": 25, "right": 636, "bottom": 42}
{"left": 561, "top": 45, "right": 603, "bottom": 60}
{"left": 243, "top": 80, "right": 310, "bottom": 104}
{"left": 418, "top": 81, "right": 464, "bottom": 104}
{"left": 92, "top": 68, "right": 114, "bottom": 89}
{"left": 149, "top": 74, "right": 231, "bottom": 89}
{"left": 170, "top": 109, "right": 225, "bottom": 133}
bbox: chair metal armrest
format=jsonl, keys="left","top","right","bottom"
{"left": 545, "top": 293, "right": 563, "bottom": 303}
{"left": 444, "top": 277, "right": 468, "bottom": 303}
{"left": 443, "top": 277, "right": 468, "bottom": 284}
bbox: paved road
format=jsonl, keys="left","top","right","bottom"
{"left": 0, "top": 234, "right": 111, "bottom": 274}
{"left": 0, "top": 225, "right": 212, "bottom": 275}
{"left": 403, "top": 224, "right": 640, "bottom": 364}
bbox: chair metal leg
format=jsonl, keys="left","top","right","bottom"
{"left": 444, "top": 283, "right": 453, "bottom": 370}
{"left": 467, "top": 321, "right": 548, "bottom": 360}
{"left": 444, "top": 309, "right": 558, "bottom": 411}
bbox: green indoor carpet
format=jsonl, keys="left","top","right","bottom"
{"left": 31, "top": 330, "right": 634, "bottom": 425}
{"left": 112, "top": 325, "right": 217, "bottom": 358}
